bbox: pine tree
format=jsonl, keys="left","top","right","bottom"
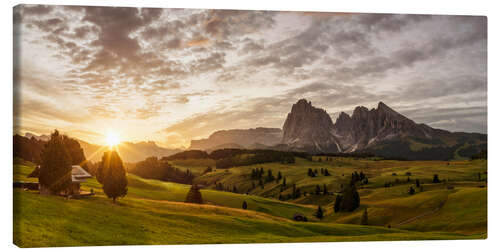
{"left": 416, "top": 179, "right": 420, "bottom": 187}
{"left": 308, "top": 168, "right": 314, "bottom": 177}
{"left": 282, "top": 177, "right": 287, "bottom": 188}
{"left": 361, "top": 208, "right": 368, "bottom": 225}
{"left": 277, "top": 171, "right": 282, "bottom": 180}
{"left": 334, "top": 194, "right": 342, "bottom": 213}
{"left": 408, "top": 186, "right": 415, "bottom": 195}
{"left": 39, "top": 130, "right": 72, "bottom": 194}
{"left": 323, "top": 184, "right": 328, "bottom": 195}
{"left": 315, "top": 206, "right": 324, "bottom": 219}
{"left": 315, "top": 184, "right": 321, "bottom": 195}
{"left": 98, "top": 150, "right": 128, "bottom": 202}
{"left": 266, "top": 169, "right": 275, "bottom": 182}
{"left": 324, "top": 169, "right": 331, "bottom": 176}
{"left": 259, "top": 178, "right": 264, "bottom": 189}
{"left": 185, "top": 184, "right": 203, "bottom": 204}
{"left": 242, "top": 201, "right": 248, "bottom": 210}
{"left": 433, "top": 174, "right": 440, "bottom": 183}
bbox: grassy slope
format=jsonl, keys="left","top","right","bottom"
{"left": 194, "top": 158, "right": 487, "bottom": 234}
{"left": 13, "top": 158, "right": 486, "bottom": 247}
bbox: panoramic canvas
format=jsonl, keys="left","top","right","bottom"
{"left": 13, "top": 4, "right": 487, "bottom": 247}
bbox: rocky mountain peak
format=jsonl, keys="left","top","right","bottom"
{"left": 281, "top": 99, "right": 339, "bottom": 152}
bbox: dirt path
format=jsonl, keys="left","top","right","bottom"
{"left": 396, "top": 197, "right": 448, "bottom": 226}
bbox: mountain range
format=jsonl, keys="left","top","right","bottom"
{"left": 189, "top": 99, "right": 486, "bottom": 160}
{"left": 15, "top": 133, "right": 181, "bottom": 163}
{"left": 15, "top": 99, "right": 486, "bottom": 162}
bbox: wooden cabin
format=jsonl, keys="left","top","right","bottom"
{"left": 28, "top": 165, "right": 92, "bottom": 195}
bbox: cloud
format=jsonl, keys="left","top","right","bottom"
{"left": 15, "top": 7, "right": 487, "bottom": 145}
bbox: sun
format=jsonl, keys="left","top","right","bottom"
{"left": 105, "top": 131, "right": 120, "bottom": 148}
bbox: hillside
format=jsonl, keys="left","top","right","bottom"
{"left": 13, "top": 163, "right": 483, "bottom": 247}
{"left": 194, "top": 157, "right": 487, "bottom": 233}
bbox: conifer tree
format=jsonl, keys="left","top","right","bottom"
{"left": 98, "top": 150, "right": 128, "bottom": 202}
{"left": 39, "top": 130, "right": 72, "bottom": 194}
{"left": 315, "top": 205, "right": 324, "bottom": 219}
{"left": 433, "top": 174, "right": 440, "bottom": 183}
{"left": 185, "top": 184, "right": 203, "bottom": 204}
{"left": 361, "top": 208, "right": 368, "bottom": 225}
{"left": 408, "top": 186, "right": 415, "bottom": 195}
{"left": 242, "top": 201, "right": 248, "bottom": 210}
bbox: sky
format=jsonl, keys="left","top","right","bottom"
{"left": 13, "top": 5, "right": 487, "bottom": 148}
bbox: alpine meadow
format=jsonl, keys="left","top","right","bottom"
{"left": 13, "top": 4, "right": 487, "bottom": 247}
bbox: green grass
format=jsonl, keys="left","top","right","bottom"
{"left": 13, "top": 158, "right": 487, "bottom": 247}
{"left": 13, "top": 189, "right": 479, "bottom": 247}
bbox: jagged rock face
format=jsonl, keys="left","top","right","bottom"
{"left": 281, "top": 99, "right": 444, "bottom": 153}
{"left": 281, "top": 99, "right": 340, "bottom": 152}
{"left": 189, "top": 127, "right": 282, "bottom": 150}
{"left": 334, "top": 102, "right": 437, "bottom": 152}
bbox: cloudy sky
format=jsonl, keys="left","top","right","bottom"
{"left": 13, "top": 5, "right": 487, "bottom": 148}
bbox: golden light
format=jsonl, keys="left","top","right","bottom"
{"left": 105, "top": 131, "right": 120, "bottom": 148}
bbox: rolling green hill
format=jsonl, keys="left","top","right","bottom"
{"left": 13, "top": 158, "right": 486, "bottom": 247}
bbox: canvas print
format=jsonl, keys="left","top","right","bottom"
{"left": 13, "top": 4, "right": 487, "bottom": 247}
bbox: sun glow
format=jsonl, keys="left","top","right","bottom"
{"left": 105, "top": 131, "right": 120, "bottom": 148}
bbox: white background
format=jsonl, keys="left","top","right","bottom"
{"left": 0, "top": 0, "right": 497, "bottom": 249}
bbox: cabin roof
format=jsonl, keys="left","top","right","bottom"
{"left": 28, "top": 165, "right": 92, "bottom": 183}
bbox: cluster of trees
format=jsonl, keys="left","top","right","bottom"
{"left": 307, "top": 168, "right": 331, "bottom": 177}
{"left": 128, "top": 156, "right": 195, "bottom": 184}
{"left": 165, "top": 150, "right": 209, "bottom": 160}
{"left": 14, "top": 134, "right": 46, "bottom": 164}
{"left": 279, "top": 183, "right": 302, "bottom": 200}
{"left": 334, "top": 184, "right": 360, "bottom": 212}
{"left": 350, "top": 171, "right": 367, "bottom": 184}
{"left": 14, "top": 133, "right": 89, "bottom": 170}
{"left": 314, "top": 184, "right": 329, "bottom": 195}
{"left": 38, "top": 130, "right": 128, "bottom": 203}
{"left": 215, "top": 150, "right": 301, "bottom": 169}
{"left": 250, "top": 168, "right": 282, "bottom": 184}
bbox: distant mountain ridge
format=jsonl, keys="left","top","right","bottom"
{"left": 16, "top": 133, "right": 181, "bottom": 163}
{"left": 188, "top": 99, "right": 486, "bottom": 160}
{"left": 189, "top": 127, "right": 282, "bottom": 150}
{"left": 281, "top": 99, "right": 486, "bottom": 160}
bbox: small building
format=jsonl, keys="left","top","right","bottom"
{"left": 28, "top": 165, "right": 92, "bottom": 196}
